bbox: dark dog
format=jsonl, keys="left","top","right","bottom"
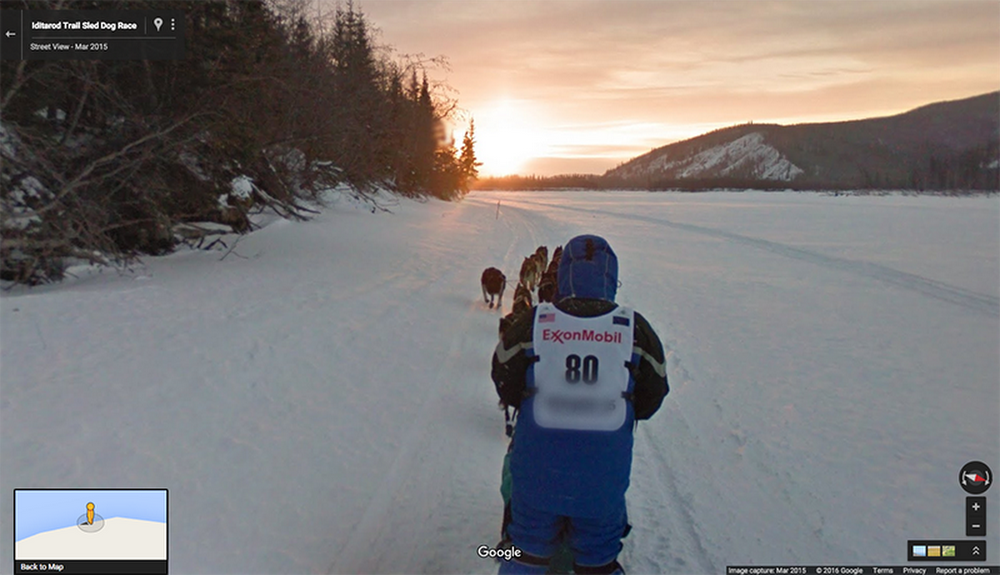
{"left": 481, "top": 267, "right": 506, "bottom": 309}
{"left": 537, "top": 271, "right": 557, "bottom": 303}
{"left": 547, "top": 245, "right": 562, "bottom": 275}
{"left": 499, "top": 314, "right": 514, "bottom": 340}
{"left": 500, "top": 283, "right": 534, "bottom": 340}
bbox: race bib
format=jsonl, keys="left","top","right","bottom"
{"left": 531, "top": 303, "right": 635, "bottom": 431}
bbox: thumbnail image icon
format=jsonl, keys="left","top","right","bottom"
{"left": 928, "top": 546, "right": 941, "bottom": 557}
{"left": 15, "top": 489, "right": 166, "bottom": 561}
{"left": 943, "top": 546, "right": 955, "bottom": 557}
{"left": 913, "top": 545, "right": 926, "bottom": 557}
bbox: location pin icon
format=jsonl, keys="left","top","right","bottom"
{"left": 153, "top": 18, "right": 163, "bottom": 31}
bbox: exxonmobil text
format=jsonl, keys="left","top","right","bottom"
{"left": 541, "top": 329, "right": 623, "bottom": 344}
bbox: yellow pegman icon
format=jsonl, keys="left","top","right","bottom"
{"left": 86, "top": 502, "right": 94, "bottom": 525}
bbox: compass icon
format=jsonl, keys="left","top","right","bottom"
{"left": 960, "top": 461, "right": 992, "bottom": 495}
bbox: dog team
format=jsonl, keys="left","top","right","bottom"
{"left": 481, "top": 244, "right": 564, "bottom": 339}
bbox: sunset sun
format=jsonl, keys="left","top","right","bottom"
{"left": 472, "top": 99, "right": 550, "bottom": 176}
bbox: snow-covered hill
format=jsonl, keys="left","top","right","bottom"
{"left": 2, "top": 190, "right": 998, "bottom": 574}
{"left": 614, "top": 131, "right": 803, "bottom": 182}
{"left": 607, "top": 91, "right": 1000, "bottom": 189}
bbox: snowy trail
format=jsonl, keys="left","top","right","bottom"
{"left": 325, "top": 203, "right": 513, "bottom": 574}
{"left": 326, "top": 196, "right": 596, "bottom": 574}
{"left": 2, "top": 191, "right": 997, "bottom": 574}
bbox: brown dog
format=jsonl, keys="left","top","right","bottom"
{"left": 519, "top": 257, "right": 539, "bottom": 292}
{"left": 512, "top": 282, "right": 533, "bottom": 315}
{"left": 536, "top": 245, "right": 549, "bottom": 263}
{"left": 532, "top": 253, "right": 545, "bottom": 280}
{"left": 481, "top": 267, "right": 506, "bottom": 309}
{"left": 533, "top": 246, "right": 548, "bottom": 277}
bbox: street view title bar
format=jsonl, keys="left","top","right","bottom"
{"left": 1, "top": 10, "right": 185, "bottom": 60}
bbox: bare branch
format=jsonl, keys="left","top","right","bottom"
{"left": 1, "top": 60, "right": 29, "bottom": 110}
{"left": 33, "top": 114, "right": 202, "bottom": 217}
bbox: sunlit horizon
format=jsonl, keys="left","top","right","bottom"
{"left": 463, "top": 102, "right": 974, "bottom": 177}
{"left": 357, "top": 1, "right": 1000, "bottom": 178}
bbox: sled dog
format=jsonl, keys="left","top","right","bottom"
{"left": 481, "top": 267, "right": 506, "bottom": 310}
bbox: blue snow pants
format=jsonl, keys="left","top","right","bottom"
{"left": 501, "top": 494, "right": 627, "bottom": 572}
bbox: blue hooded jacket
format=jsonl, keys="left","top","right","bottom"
{"left": 511, "top": 235, "right": 635, "bottom": 518}
{"left": 556, "top": 234, "right": 619, "bottom": 302}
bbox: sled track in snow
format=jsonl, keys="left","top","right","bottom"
{"left": 620, "top": 323, "right": 717, "bottom": 573}
{"left": 634, "top": 421, "right": 718, "bottom": 574}
{"left": 499, "top": 201, "right": 548, "bottom": 305}
{"left": 324, "top": 248, "right": 485, "bottom": 574}
{"left": 324, "top": 273, "right": 443, "bottom": 574}
{"left": 513, "top": 198, "right": 1000, "bottom": 318}
{"left": 326, "top": 201, "right": 556, "bottom": 574}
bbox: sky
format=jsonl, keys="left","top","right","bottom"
{"left": 347, "top": 0, "right": 1000, "bottom": 177}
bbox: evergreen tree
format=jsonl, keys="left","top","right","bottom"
{"left": 327, "top": 0, "right": 388, "bottom": 185}
{"left": 412, "top": 74, "right": 439, "bottom": 192}
{"left": 431, "top": 141, "right": 460, "bottom": 199}
{"left": 459, "top": 119, "right": 482, "bottom": 192}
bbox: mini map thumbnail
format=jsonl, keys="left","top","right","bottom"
{"left": 15, "top": 489, "right": 167, "bottom": 560}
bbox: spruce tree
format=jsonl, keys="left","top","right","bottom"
{"left": 328, "top": 0, "right": 386, "bottom": 185}
{"left": 459, "top": 119, "right": 482, "bottom": 192}
{"left": 409, "top": 73, "right": 438, "bottom": 193}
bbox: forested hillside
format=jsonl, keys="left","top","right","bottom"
{"left": 606, "top": 92, "right": 999, "bottom": 191}
{"left": 1, "top": 0, "right": 480, "bottom": 285}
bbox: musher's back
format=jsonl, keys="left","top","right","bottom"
{"left": 492, "top": 234, "right": 670, "bottom": 574}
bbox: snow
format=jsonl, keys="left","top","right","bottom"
{"left": 33, "top": 108, "right": 67, "bottom": 122}
{"left": 675, "top": 132, "right": 804, "bottom": 180}
{"left": 229, "top": 175, "right": 256, "bottom": 201}
{"left": 2, "top": 176, "right": 45, "bottom": 232}
{"left": 231, "top": 175, "right": 255, "bottom": 198}
{"left": 615, "top": 132, "right": 804, "bottom": 182}
{"left": 0, "top": 121, "right": 19, "bottom": 159}
{"left": 2, "top": 212, "right": 42, "bottom": 232}
{"left": 14, "top": 176, "right": 46, "bottom": 201}
{"left": 1, "top": 190, "right": 997, "bottom": 574}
